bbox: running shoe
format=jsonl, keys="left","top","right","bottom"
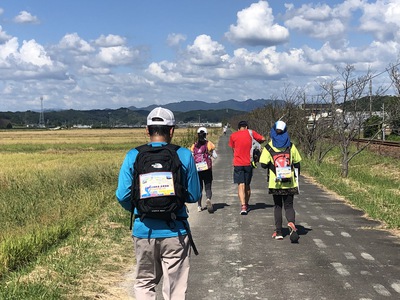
{"left": 206, "top": 199, "right": 214, "bottom": 213}
{"left": 240, "top": 204, "right": 248, "bottom": 215}
{"left": 197, "top": 206, "right": 202, "bottom": 212}
{"left": 272, "top": 231, "right": 283, "bottom": 240}
{"left": 288, "top": 222, "right": 299, "bottom": 243}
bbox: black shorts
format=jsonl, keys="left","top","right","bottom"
{"left": 198, "top": 168, "right": 213, "bottom": 182}
{"left": 233, "top": 166, "right": 253, "bottom": 185}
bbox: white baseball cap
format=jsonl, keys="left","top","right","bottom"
{"left": 197, "top": 127, "right": 208, "bottom": 134}
{"left": 147, "top": 107, "right": 175, "bottom": 126}
{"left": 275, "top": 120, "right": 286, "bottom": 131}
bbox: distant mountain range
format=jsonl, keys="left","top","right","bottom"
{"left": 0, "top": 98, "right": 280, "bottom": 128}
{"left": 128, "top": 99, "right": 276, "bottom": 112}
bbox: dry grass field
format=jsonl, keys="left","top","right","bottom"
{"left": 1, "top": 127, "right": 221, "bottom": 299}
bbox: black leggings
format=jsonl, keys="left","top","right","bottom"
{"left": 198, "top": 169, "right": 213, "bottom": 200}
{"left": 273, "top": 194, "right": 295, "bottom": 231}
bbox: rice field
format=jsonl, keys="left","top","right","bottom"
{"left": 0, "top": 127, "right": 211, "bottom": 279}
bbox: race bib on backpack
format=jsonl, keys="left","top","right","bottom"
{"left": 139, "top": 171, "right": 175, "bottom": 199}
{"left": 195, "top": 161, "right": 209, "bottom": 172}
{"left": 265, "top": 144, "right": 293, "bottom": 182}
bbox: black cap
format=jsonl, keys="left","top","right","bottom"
{"left": 238, "top": 120, "right": 248, "bottom": 129}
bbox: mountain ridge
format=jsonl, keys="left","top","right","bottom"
{"left": 128, "top": 98, "right": 274, "bottom": 112}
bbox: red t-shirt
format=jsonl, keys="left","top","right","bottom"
{"left": 228, "top": 129, "right": 265, "bottom": 166}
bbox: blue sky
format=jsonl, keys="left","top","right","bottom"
{"left": 1, "top": 0, "right": 399, "bottom": 112}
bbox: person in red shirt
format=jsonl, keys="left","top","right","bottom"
{"left": 228, "top": 121, "right": 266, "bottom": 215}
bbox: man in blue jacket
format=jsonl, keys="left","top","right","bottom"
{"left": 116, "top": 107, "right": 201, "bottom": 299}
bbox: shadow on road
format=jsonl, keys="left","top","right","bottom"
{"left": 212, "top": 203, "right": 230, "bottom": 211}
{"left": 248, "top": 202, "right": 274, "bottom": 212}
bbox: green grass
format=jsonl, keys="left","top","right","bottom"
{"left": 303, "top": 146, "right": 400, "bottom": 229}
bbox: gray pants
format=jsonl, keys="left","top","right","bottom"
{"left": 133, "top": 235, "right": 191, "bottom": 300}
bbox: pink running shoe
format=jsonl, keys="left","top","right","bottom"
{"left": 272, "top": 231, "right": 283, "bottom": 240}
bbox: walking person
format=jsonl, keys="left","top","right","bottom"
{"left": 116, "top": 107, "right": 201, "bottom": 299}
{"left": 260, "top": 120, "right": 302, "bottom": 243}
{"left": 228, "top": 120, "right": 266, "bottom": 215}
{"left": 190, "top": 127, "right": 217, "bottom": 213}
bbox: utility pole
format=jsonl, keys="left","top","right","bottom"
{"left": 369, "top": 79, "right": 372, "bottom": 117}
{"left": 382, "top": 103, "right": 385, "bottom": 141}
{"left": 39, "top": 96, "right": 45, "bottom": 128}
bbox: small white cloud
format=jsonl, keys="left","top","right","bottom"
{"left": 146, "top": 61, "right": 183, "bottom": 83}
{"left": 0, "top": 25, "right": 12, "bottom": 42}
{"left": 97, "top": 46, "right": 138, "bottom": 65}
{"left": 225, "top": 1, "right": 289, "bottom": 46}
{"left": 187, "top": 34, "right": 226, "bottom": 66}
{"left": 166, "top": 33, "right": 186, "bottom": 47}
{"left": 58, "top": 33, "right": 95, "bottom": 53}
{"left": 95, "top": 34, "right": 126, "bottom": 47}
{"left": 13, "top": 11, "right": 40, "bottom": 24}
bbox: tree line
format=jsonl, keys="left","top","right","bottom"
{"left": 230, "top": 63, "right": 400, "bottom": 178}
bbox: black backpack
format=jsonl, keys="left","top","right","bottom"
{"left": 131, "top": 143, "right": 188, "bottom": 222}
{"left": 130, "top": 143, "right": 199, "bottom": 255}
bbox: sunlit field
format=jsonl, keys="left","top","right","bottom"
{"left": 0, "top": 127, "right": 219, "bottom": 280}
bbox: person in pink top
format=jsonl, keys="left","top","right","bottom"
{"left": 228, "top": 121, "right": 266, "bottom": 215}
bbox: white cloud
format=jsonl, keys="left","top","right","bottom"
{"left": 97, "top": 46, "right": 139, "bottom": 66}
{"left": 166, "top": 33, "right": 186, "bottom": 47}
{"left": 225, "top": 1, "right": 289, "bottom": 46}
{"left": 58, "top": 33, "right": 95, "bottom": 53}
{"left": 13, "top": 11, "right": 39, "bottom": 24}
{"left": 19, "top": 40, "right": 53, "bottom": 67}
{"left": 284, "top": 3, "right": 348, "bottom": 40}
{"left": 186, "top": 35, "right": 226, "bottom": 66}
{"left": 95, "top": 34, "right": 126, "bottom": 47}
{"left": 359, "top": 0, "right": 400, "bottom": 42}
{"left": 0, "top": 26, "right": 12, "bottom": 43}
{"left": 0, "top": 37, "right": 19, "bottom": 67}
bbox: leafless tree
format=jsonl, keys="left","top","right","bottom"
{"left": 323, "top": 65, "right": 389, "bottom": 177}
{"left": 387, "top": 62, "right": 400, "bottom": 135}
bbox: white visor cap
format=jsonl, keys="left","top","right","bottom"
{"left": 147, "top": 107, "right": 175, "bottom": 126}
{"left": 197, "top": 127, "right": 208, "bottom": 134}
{"left": 275, "top": 120, "right": 286, "bottom": 131}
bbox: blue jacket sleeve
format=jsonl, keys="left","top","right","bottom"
{"left": 115, "top": 148, "right": 138, "bottom": 211}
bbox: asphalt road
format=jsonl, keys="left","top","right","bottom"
{"left": 183, "top": 131, "right": 400, "bottom": 300}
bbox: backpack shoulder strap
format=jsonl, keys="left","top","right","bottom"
{"left": 265, "top": 143, "right": 274, "bottom": 154}
{"left": 166, "top": 143, "right": 180, "bottom": 152}
{"left": 135, "top": 143, "right": 151, "bottom": 153}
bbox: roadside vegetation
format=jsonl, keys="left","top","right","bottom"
{"left": 302, "top": 145, "right": 400, "bottom": 229}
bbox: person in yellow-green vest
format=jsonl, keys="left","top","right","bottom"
{"left": 260, "top": 120, "right": 302, "bottom": 243}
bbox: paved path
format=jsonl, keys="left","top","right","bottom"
{"left": 183, "top": 131, "right": 400, "bottom": 300}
